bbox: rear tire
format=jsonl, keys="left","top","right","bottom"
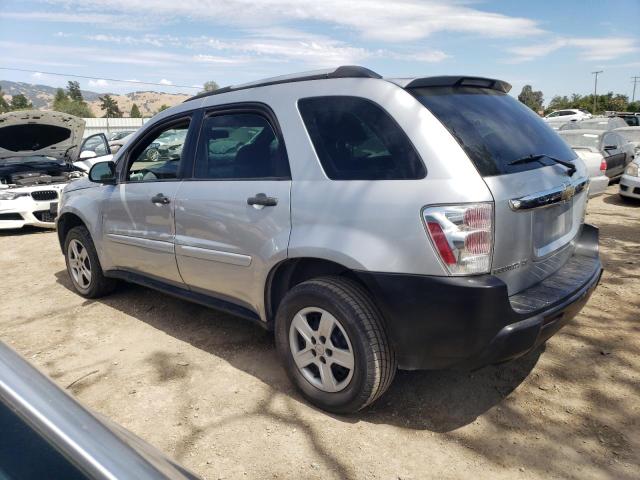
{"left": 64, "top": 226, "right": 117, "bottom": 298}
{"left": 275, "top": 276, "right": 396, "bottom": 413}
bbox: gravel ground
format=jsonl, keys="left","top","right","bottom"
{"left": 1, "top": 184, "right": 638, "bottom": 480}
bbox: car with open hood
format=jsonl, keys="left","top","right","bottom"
{"left": 0, "top": 110, "right": 113, "bottom": 229}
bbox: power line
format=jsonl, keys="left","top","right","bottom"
{"left": 0, "top": 67, "right": 200, "bottom": 90}
{"left": 632, "top": 76, "right": 640, "bottom": 103}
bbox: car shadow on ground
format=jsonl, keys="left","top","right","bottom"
{"left": 602, "top": 191, "right": 640, "bottom": 207}
{"left": 54, "top": 270, "right": 541, "bottom": 433}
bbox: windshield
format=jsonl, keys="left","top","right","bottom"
{"left": 410, "top": 86, "right": 576, "bottom": 176}
{"left": 559, "top": 132, "right": 601, "bottom": 150}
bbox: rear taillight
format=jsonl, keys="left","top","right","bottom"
{"left": 422, "top": 203, "right": 493, "bottom": 275}
{"left": 600, "top": 159, "right": 607, "bottom": 173}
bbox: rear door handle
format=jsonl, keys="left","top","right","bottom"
{"left": 247, "top": 193, "right": 278, "bottom": 207}
{"left": 151, "top": 193, "right": 171, "bottom": 205}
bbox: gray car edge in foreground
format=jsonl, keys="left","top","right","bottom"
{"left": 56, "top": 67, "right": 603, "bottom": 413}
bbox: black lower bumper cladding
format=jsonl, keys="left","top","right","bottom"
{"left": 356, "top": 224, "right": 603, "bottom": 370}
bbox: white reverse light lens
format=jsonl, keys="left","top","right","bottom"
{"left": 422, "top": 203, "right": 494, "bottom": 275}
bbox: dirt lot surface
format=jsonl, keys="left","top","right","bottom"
{"left": 1, "top": 185, "right": 638, "bottom": 480}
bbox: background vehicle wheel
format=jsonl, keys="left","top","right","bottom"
{"left": 275, "top": 276, "right": 396, "bottom": 413}
{"left": 146, "top": 148, "right": 160, "bottom": 162}
{"left": 64, "top": 226, "right": 117, "bottom": 298}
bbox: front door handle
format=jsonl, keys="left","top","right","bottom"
{"left": 151, "top": 193, "right": 171, "bottom": 205}
{"left": 247, "top": 193, "right": 278, "bottom": 207}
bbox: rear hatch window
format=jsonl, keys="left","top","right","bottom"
{"left": 410, "top": 87, "right": 576, "bottom": 177}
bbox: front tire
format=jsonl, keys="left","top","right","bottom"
{"left": 275, "top": 276, "right": 396, "bottom": 413}
{"left": 64, "top": 226, "right": 116, "bottom": 298}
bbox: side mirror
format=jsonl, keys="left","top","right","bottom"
{"left": 79, "top": 150, "right": 97, "bottom": 159}
{"left": 88, "top": 161, "right": 117, "bottom": 184}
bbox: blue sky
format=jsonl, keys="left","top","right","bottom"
{"left": 1, "top": 0, "right": 639, "bottom": 103}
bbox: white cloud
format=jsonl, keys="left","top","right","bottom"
{"left": 18, "top": 1, "right": 545, "bottom": 41}
{"left": 31, "top": 72, "right": 44, "bottom": 79}
{"left": 159, "top": 78, "right": 173, "bottom": 85}
{"left": 507, "top": 37, "right": 638, "bottom": 63}
{"left": 88, "top": 79, "right": 109, "bottom": 87}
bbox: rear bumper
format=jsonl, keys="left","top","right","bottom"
{"left": 619, "top": 174, "right": 640, "bottom": 199}
{"left": 356, "top": 224, "right": 602, "bottom": 370}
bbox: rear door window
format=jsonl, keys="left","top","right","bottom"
{"left": 298, "top": 96, "right": 425, "bottom": 180}
{"left": 195, "top": 112, "right": 289, "bottom": 179}
{"left": 410, "top": 87, "right": 577, "bottom": 177}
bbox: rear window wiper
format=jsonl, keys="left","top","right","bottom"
{"left": 508, "top": 154, "right": 576, "bottom": 176}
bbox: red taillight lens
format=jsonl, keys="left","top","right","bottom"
{"left": 426, "top": 221, "right": 456, "bottom": 264}
{"left": 423, "top": 203, "right": 493, "bottom": 275}
{"left": 600, "top": 159, "right": 607, "bottom": 173}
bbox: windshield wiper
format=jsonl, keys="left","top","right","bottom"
{"left": 508, "top": 154, "right": 576, "bottom": 176}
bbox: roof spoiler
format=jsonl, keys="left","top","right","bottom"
{"left": 404, "top": 76, "right": 512, "bottom": 93}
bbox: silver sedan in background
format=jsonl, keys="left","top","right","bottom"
{"left": 559, "top": 129, "right": 634, "bottom": 196}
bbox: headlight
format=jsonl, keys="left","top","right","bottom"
{"left": 625, "top": 163, "right": 639, "bottom": 177}
{"left": 0, "top": 191, "right": 30, "bottom": 201}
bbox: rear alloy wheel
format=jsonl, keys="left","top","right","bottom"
{"left": 289, "top": 307, "right": 355, "bottom": 393}
{"left": 64, "top": 226, "right": 117, "bottom": 298}
{"left": 276, "top": 276, "right": 396, "bottom": 413}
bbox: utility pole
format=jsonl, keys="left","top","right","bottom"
{"left": 592, "top": 70, "right": 603, "bottom": 114}
{"left": 632, "top": 76, "right": 640, "bottom": 103}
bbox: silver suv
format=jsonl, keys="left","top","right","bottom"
{"left": 57, "top": 66, "right": 602, "bottom": 413}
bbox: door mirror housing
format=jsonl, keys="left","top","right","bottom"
{"left": 88, "top": 161, "right": 117, "bottom": 184}
{"left": 79, "top": 150, "right": 97, "bottom": 159}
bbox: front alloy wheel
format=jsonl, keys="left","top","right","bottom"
{"left": 68, "top": 238, "right": 92, "bottom": 290}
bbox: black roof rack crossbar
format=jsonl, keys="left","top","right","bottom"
{"left": 184, "top": 65, "right": 382, "bottom": 103}
{"left": 404, "top": 76, "right": 512, "bottom": 93}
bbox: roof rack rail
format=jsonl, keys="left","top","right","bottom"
{"left": 403, "top": 76, "right": 512, "bottom": 93}
{"left": 185, "top": 65, "right": 382, "bottom": 103}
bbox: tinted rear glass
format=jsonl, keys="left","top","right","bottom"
{"left": 298, "top": 96, "right": 425, "bottom": 180}
{"left": 411, "top": 87, "right": 576, "bottom": 177}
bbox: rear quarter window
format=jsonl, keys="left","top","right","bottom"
{"left": 298, "top": 96, "right": 425, "bottom": 180}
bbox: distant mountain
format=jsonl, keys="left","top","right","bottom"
{"left": 0, "top": 80, "right": 190, "bottom": 117}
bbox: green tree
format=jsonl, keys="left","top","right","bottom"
{"left": 52, "top": 87, "right": 93, "bottom": 118}
{"left": 518, "top": 85, "right": 544, "bottom": 112}
{"left": 130, "top": 103, "right": 142, "bottom": 118}
{"left": 199, "top": 80, "right": 219, "bottom": 94}
{"left": 67, "top": 81, "right": 83, "bottom": 102}
{"left": 53, "top": 88, "right": 69, "bottom": 110}
{"left": 156, "top": 104, "right": 170, "bottom": 114}
{"left": 10, "top": 93, "right": 32, "bottom": 110}
{"left": 99, "top": 94, "right": 123, "bottom": 118}
{"left": 0, "top": 87, "right": 9, "bottom": 113}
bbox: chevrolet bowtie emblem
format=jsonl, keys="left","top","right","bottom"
{"left": 561, "top": 184, "right": 576, "bottom": 201}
